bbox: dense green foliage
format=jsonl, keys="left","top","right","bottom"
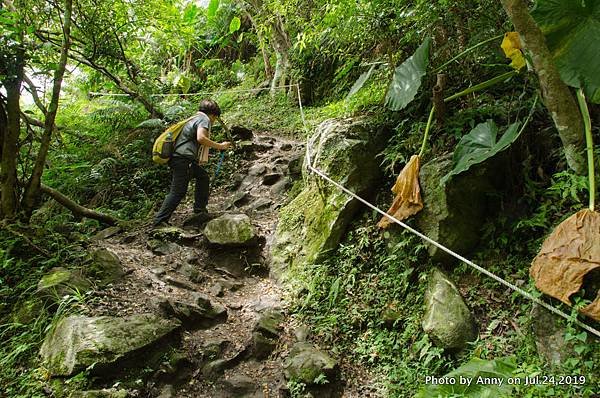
{"left": 1, "top": 0, "right": 599, "bottom": 396}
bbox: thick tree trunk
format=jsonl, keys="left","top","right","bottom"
{"left": 501, "top": 0, "right": 585, "bottom": 174}
{"left": 270, "top": 15, "right": 290, "bottom": 95}
{"left": 22, "top": 0, "right": 73, "bottom": 217}
{"left": 41, "top": 184, "right": 120, "bottom": 225}
{"left": 0, "top": 58, "right": 24, "bottom": 220}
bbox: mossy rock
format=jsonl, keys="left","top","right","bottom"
{"left": 283, "top": 342, "right": 338, "bottom": 385}
{"left": 40, "top": 314, "right": 181, "bottom": 376}
{"left": 422, "top": 269, "right": 477, "bottom": 351}
{"left": 415, "top": 154, "right": 495, "bottom": 264}
{"left": 271, "top": 117, "right": 391, "bottom": 280}
{"left": 203, "top": 213, "right": 256, "bottom": 246}
{"left": 69, "top": 389, "right": 129, "bottom": 398}
{"left": 88, "top": 248, "right": 125, "bottom": 285}
{"left": 37, "top": 267, "right": 92, "bottom": 301}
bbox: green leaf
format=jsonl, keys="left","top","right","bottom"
{"left": 207, "top": 0, "right": 219, "bottom": 19}
{"left": 532, "top": 0, "right": 600, "bottom": 103}
{"left": 385, "top": 37, "right": 431, "bottom": 111}
{"left": 347, "top": 64, "right": 376, "bottom": 99}
{"left": 415, "top": 357, "right": 517, "bottom": 398}
{"left": 445, "top": 120, "right": 522, "bottom": 181}
{"left": 229, "top": 16, "right": 241, "bottom": 34}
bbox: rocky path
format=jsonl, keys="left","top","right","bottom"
{"left": 36, "top": 130, "right": 365, "bottom": 398}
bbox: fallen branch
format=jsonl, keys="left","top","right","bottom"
{"left": 41, "top": 184, "right": 120, "bottom": 225}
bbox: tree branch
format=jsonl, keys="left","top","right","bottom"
{"left": 41, "top": 184, "right": 121, "bottom": 225}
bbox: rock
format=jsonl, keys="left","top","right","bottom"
{"left": 204, "top": 214, "right": 256, "bottom": 246}
{"left": 271, "top": 117, "right": 390, "bottom": 280}
{"left": 262, "top": 173, "right": 282, "bottom": 186}
{"left": 287, "top": 153, "right": 304, "bottom": 176}
{"left": 248, "top": 164, "right": 267, "bottom": 176}
{"left": 531, "top": 304, "right": 576, "bottom": 367}
{"left": 249, "top": 197, "right": 273, "bottom": 211}
{"left": 87, "top": 249, "right": 125, "bottom": 286}
{"left": 150, "top": 266, "right": 167, "bottom": 276}
{"left": 69, "top": 389, "right": 130, "bottom": 398}
{"left": 151, "top": 226, "right": 200, "bottom": 243}
{"left": 159, "top": 294, "right": 227, "bottom": 326}
{"left": 226, "top": 191, "right": 255, "bottom": 209}
{"left": 294, "top": 325, "right": 310, "bottom": 342}
{"left": 251, "top": 331, "right": 278, "bottom": 360}
{"left": 222, "top": 374, "right": 256, "bottom": 395}
{"left": 202, "top": 359, "right": 229, "bottom": 377}
{"left": 148, "top": 239, "right": 180, "bottom": 256}
{"left": 164, "top": 275, "right": 196, "bottom": 290}
{"left": 40, "top": 314, "right": 180, "bottom": 376}
{"left": 157, "top": 384, "right": 175, "bottom": 398}
{"left": 422, "top": 269, "right": 477, "bottom": 350}
{"left": 231, "top": 125, "right": 253, "bottom": 140}
{"left": 210, "top": 282, "right": 225, "bottom": 297}
{"left": 283, "top": 342, "right": 338, "bottom": 385}
{"left": 252, "top": 296, "right": 284, "bottom": 312}
{"left": 415, "top": 154, "right": 495, "bottom": 263}
{"left": 217, "top": 278, "right": 243, "bottom": 292}
{"left": 37, "top": 267, "right": 92, "bottom": 300}
{"left": 90, "top": 226, "right": 121, "bottom": 242}
{"left": 254, "top": 310, "right": 284, "bottom": 338}
{"left": 177, "top": 263, "right": 202, "bottom": 283}
{"left": 270, "top": 178, "right": 291, "bottom": 196}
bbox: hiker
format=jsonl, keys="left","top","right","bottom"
{"left": 153, "top": 99, "right": 231, "bottom": 226}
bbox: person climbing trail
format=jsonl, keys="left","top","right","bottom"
{"left": 153, "top": 99, "right": 232, "bottom": 226}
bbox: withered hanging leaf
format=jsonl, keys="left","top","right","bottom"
{"left": 530, "top": 209, "right": 600, "bottom": 321}
{"left": 501, "top": 32, "right": 526, "bottom": 71}
{"left": 377, "top": 155, "right": 423, "bottom": 229}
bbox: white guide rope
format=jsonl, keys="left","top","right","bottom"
{"left": 294, "top": 85, "right": 600, "bottom": 339}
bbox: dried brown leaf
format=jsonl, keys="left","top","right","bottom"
{"left": 377, "top": 155, "right": 424, "bottom": 229}
{"left": 530, "top": 209, "right": 600, "bottom": 321}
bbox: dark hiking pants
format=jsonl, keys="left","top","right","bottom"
{"left": 153, "top": 157, "right": 209, "bottom": 225}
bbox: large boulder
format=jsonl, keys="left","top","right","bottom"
{"left": 40, "top": 314, "right": 180, "bottom": 376}
{"left": 270, "top": 117, "right": 390, "bottom": 279}
{"left": 203, "top": 213, "right": 256, "bottom": 246}
{"left": 36, "top": 267, "right": 92, "bottom": 300}
{"left": 422, "top": 269, "right": 477, "bottom": 350}
{"left": 415, "top": 154, "right": 494, "bottom": 264}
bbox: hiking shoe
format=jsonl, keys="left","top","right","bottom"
{"left": 152, "top": 221, "right": 171, "bottom": 229}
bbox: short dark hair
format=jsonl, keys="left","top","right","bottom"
{"left": 199, "top": 99, "right": 221, "bottom": 116}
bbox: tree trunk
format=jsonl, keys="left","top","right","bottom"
{"left": 0, "top": 52, "right": 24, "bottom": 220}
{"left": 270, "top": 15, "right": 290, "bottom": 95}
{"left": 22, "top": 0, "right": 73, "bottom": 217}
{"left": 41, "top": 184, "right": 120, "bottom": 225}
{"left": 501, "top": 0, "right": 585, "bottom": 174}
{"left": 244, "top": 11, "right": 273, "bottom": 79}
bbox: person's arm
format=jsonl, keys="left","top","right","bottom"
{"left": 196, "top": 126, "right": 231, "bottom": 150}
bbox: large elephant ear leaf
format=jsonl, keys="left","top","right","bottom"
{"left": 385, "top": 37, "right": 431, "bottom": 111}
{"left": 444, "top": 120, "right": 521, "bottom": 181}
{"left": 532, "top": 0, "right": 600, "bottom": 103}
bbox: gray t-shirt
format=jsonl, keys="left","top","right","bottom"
{"left": 173, "top": 112, "right": 211, "bottom": 161}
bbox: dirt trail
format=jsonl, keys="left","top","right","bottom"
{"left": 85, "top": 132, "right": 378, "bottom": 397}
{"left": 86, "top": 132, "right": 301, "bottom": 397}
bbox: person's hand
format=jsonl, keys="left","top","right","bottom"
{"left": 220, "top": 141, "right": 232, "bottom": 150}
